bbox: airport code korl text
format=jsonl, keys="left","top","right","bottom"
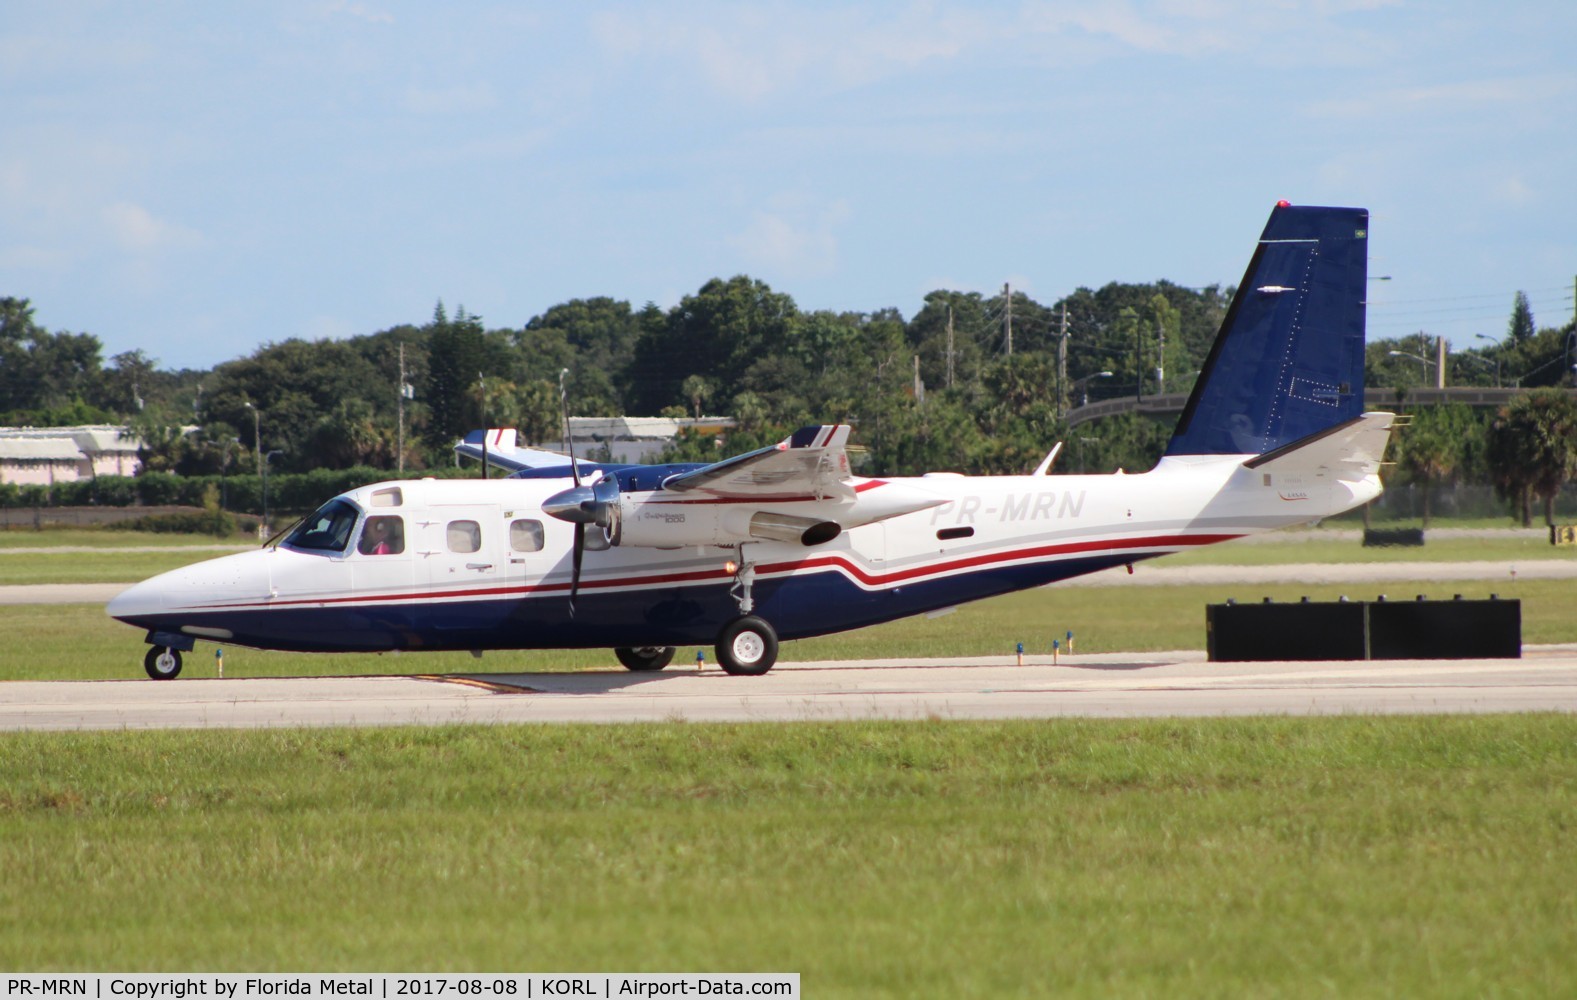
{"left": 3, "top": 978, "right": 796, "bottom": 1000}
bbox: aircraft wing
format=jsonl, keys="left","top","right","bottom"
{"left": 454, "top": 428, "right": 575, "bottom": 473}
{"left": 661, "top": 425, "right": 856, "bottom": 500}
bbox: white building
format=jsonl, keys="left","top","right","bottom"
{"left": 540, "top": 416, "right": 736, "bottom": 464}
{"left": 0, "top": 426, "right": 143, "bottom": 486}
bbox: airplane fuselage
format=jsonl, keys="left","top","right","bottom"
{"left": 107, "top": 456, "right": 1378, "bottom": 656}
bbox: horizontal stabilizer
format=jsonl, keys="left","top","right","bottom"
{"left": 662, "top": 424, "right": 855, "bottom": 500}
{"left": 454, "top": 428, "right": 576, "bottom": 472}
{"left": 1243, "top": 411, "right": 1396, "bottom": 480}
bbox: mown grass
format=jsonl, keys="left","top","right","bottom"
{"left": 2, "top": 718, "right": 1574, "bottom": 994}
{"left": 1160, "top": 532, "right": 1573, "bottom": 566}
{"left": 0, "top": 528, "right": 256, "bottom": 548}
{"left": 10, "top": 574, "right": 1574, "bottom": 682}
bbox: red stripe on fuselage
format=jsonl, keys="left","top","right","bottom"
{"left": 180, "top": 531, "right": 1241, "bottom": 613}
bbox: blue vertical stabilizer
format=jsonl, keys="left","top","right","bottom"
{"left": 1165, "top": 203, "right": 1368, "bottom": 456}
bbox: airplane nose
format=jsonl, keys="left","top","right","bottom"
{"left": 106, "top": 578, "right": 163, "bottom": 622}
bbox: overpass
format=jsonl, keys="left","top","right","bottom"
{"left": 1064, "top": 386, "right": 1551, "bottom": 428}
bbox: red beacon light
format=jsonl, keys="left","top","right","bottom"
{"left": 1276, "top": 199, "right": 1292, "bottom": 208}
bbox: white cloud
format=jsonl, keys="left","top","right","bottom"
{"left": 727, "top": 197, "right": 851, "bottom": 278}
{"left": 1306, "top": 75, "right": 1577, "bottom": 119}
{"left": 1491, "top": 175, "right": 1534, "bottom": 206}
{"left": 102, "top": 202, "right": 201, "bottom": 254}
{"left": 592, "top": 5, "right": 990, "bottom": 102}
{"left": 322, "top": 1, "right": 394, "bottom": 26}
{"left": 404, "top": 83, "right": 498, "bottom": 115}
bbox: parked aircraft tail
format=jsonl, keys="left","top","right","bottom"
{"left": 1166, "top": 203, "right": 1369, "bottom": 457}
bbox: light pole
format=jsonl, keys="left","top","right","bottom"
{"left": 1453, "top": 352, "right": 1497, "bottom": 387}
{"left": 261, "top": 449, "right": 283, "bottom": 538}
{"left": 1076, "top": 436, "right": 1100, "bottom": 474}
{"left": 242, "top": 401, "right": 261, "bottom": 477}
{"left": 1388, "top": 350, "right": 1436, "bottom": 387}
{"left": 220, "top": 437, "right": 240, "bottom": 509}
{"left": 1072, "top": 371, "right": 1115, "bottom": 407}
{"left": 1473, "top": 334, "right": 1503, "bottom": 387}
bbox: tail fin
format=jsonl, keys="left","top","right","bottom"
{"left": 1166, "top": 203, "right": 1368, "bottom": 457}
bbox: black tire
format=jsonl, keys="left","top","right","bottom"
{"left": 615, "top": 646, "right": 676, "bottom": 672}
{"left": 715, "top": 615, "right": 778, "bottom": 676}
{"left": 144, "top": 646, "right": 183, "bottom": 681}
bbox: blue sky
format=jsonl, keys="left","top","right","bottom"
{"left": 3, "top": 1, "right": 1574, "bottom": 370}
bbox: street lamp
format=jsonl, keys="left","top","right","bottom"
{"left": 1388, "top": 350, "right": 1435, "bottom": 386}
{"left": 1075, "top": 436, "right": 1100, "bottom": 474}
{"left": 242, "top": 401, "right": 261, "bottom": 477}
{"left": 261, "top": 449, "right": 283, "bottom": 538}
{"left": 1072, "top": 371, "right": 1115, "bottom": 407}
{"left": 1453, "top": 352, "right": 1498, "bottom": 388}
{"left": 220, "top": 436, "right": 240, "bottom": 510}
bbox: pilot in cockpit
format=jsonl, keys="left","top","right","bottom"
{"left": 358, "top": 515, "right": 405, "bottom": 555}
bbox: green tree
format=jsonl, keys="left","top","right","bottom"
{"left": 1393, "top": 403, "right": 1477, "bottom": 526}
{"left": 626, "top": 276, "right": 798, "bottom": 415}
{"left": 1507, "top": 291, "right": 1536, "bottom": 345}
{"left": 1486, "top": 389, "right": 1577, "bottom": 526}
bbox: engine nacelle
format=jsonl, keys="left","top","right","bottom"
{"left": 615, "top": 498, "right": 841, "bottom": 548}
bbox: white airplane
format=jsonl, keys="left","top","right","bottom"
{"left": 109, "top": 203, "right": 1393, "bottom": 679}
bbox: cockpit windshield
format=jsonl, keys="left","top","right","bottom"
{"left": 283, "top": 499, "right": 361, "bottom": 554}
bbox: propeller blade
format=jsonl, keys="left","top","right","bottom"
{"left": 569, "top": 522, "right": 584, "bottom": 617}
{"left": 558, "top": 368, "right": 580, "bottom": 488}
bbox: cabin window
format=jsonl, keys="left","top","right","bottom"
{"left": 370, "top": 487, "right": 403, "bottom": 507}
{"left": 509, "top": 519, "right": 545, "bottom": 553}
{"left": 447, "top": 520, "right": 481, "bottom": 553}
{"left": 284, "top": 499, "right": 360, "bottom": 553}
{"left": 357, "top": 515, "right": 405, "bottom": 555}
{"left": 937, "top": 526, "right": 974, "bottom": 541}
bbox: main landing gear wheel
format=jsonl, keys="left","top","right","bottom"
{"left": 144, "top": 646, "right": 183, "bottom": 681}
{"left": 615, "top": 646, "right": 676, "bottom": 672}
{"left": 715, "top": 615, "right": 778, "bottom": 676}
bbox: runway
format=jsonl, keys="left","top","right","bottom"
{"left": 4, "top": 649, "right": 1576, "bottom": 730}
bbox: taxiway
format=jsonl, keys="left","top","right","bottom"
{"left": 2, "top": 649, "right": 1574, "bottom": 731}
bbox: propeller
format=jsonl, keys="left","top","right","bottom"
{"left": 550, "top": 370, "right": 622, "bottom": 614}
{"left": 556, "top": 368, "right": 584, "bottom": 615}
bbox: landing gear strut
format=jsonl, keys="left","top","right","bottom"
{"left": 144, "top": 646, "right": 183, "bottom": 680}
{"left": 715, "top": 549, "right": 779, "bottom": 675}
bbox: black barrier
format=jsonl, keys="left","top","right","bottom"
{"left": 1207, "top": 596, "right": 1521, "bottom": 661}
{"left": 1207, "top": 599, "right": 1368, "bottom": 661}
{"left": 1362, "top": 527, "right": 1425, "bottom": 547}
{"left": 1368, "top": 597, "right": 1521, "bottom": 659}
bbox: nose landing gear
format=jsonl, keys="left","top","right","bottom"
{"left": 144, "top": 646, "right": 183, "bottom": 680}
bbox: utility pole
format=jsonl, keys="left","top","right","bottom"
{"left": 397, "top": 340, "right": 410, "bottom": 473}
{"left": 477, "top": 372, "right": 488, "bottom": 479}
{"left": 1057, "top": 303, "right": 1070, "bottom": 414}
{"left": 1155, "top": 314, "right": 1166, "bottom": 393}
{"left": 1003, "top": 283, "right": 1013, "bottom": 357}
{"left": 913, "top": 355, "right": 924, "bottom": 403}
{"left": 945, "top": 306, "right": 956, "bottom": 390}
{"left": 1135, "top": 316, "right": 1143, "bottom": 404}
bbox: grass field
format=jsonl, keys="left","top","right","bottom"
{"left": 1158, "top": 532, "right": 1574, "bottom": 566}
{"left": 2, "top": 717, "right": 1574, "bottom": 994}
{"left": 10, "top": 573, "right": 1572, "bottom": 682}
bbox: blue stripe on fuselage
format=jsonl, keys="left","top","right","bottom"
{"left": 110, "top": 551, "right": 1144, "bottom": 654}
